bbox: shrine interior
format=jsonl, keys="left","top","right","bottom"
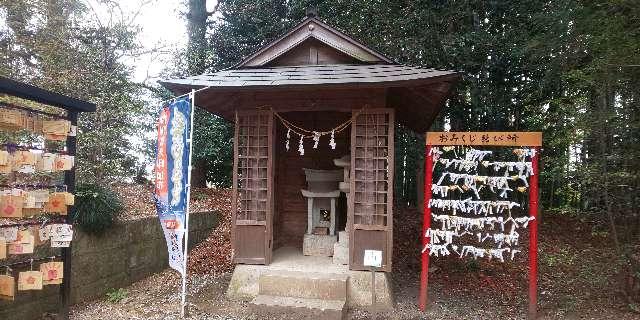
{"left": 272, "top": 111, "right": 351, "bottom": 251}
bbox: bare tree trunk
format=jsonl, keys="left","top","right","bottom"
{"left": 186, "top": 0, "right": 209, "bottom": 75}
{"left": 185, "top": 0, "right": 212, "bottom": 187}
{"left": 600, "top": 70, "right": 621, "bottom": 254}
{"left": 190, "top": 158, "right": 207, "bottom": 188}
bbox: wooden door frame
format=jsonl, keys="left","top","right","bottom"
{"left": 348, "top": 108, "right": 394, "bottom": 272}
{"left": 231, "top": 109, "right": 274, "bottom": 265}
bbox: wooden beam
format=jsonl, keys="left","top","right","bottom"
{"left": 407, "top": 86, "right": 440, "bottom": 106}
{"left": 420, "top": 81, "right": 451, "bottom": 93}
{"left": 387, "top": 86, "right": 442, "bottom": 133}
{"left": 0, "top": 76, "right": 96, "bottom": 112}
{"left": 250, "top": 87, "right": 386, "bottom": 101}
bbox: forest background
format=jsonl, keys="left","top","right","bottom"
{"left": 0, "top": 0, "right": 638, "bottom": 309}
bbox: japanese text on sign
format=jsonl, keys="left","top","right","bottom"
{"left": 426, "top": 132, "right": 542, "bottom": 146}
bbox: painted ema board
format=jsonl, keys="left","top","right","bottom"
{"left": 364, "top": 250, "right": 382, "bottom": 268}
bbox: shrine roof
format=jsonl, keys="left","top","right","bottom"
{"left": 159, "top": 14, "right": 461, "bottom": 132}
{"left": 160, "top": 64, "right": 458, "bottom": 91}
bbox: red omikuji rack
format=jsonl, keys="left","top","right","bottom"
{"left": 418, "top": 131, "right": 542, "bottom": 319}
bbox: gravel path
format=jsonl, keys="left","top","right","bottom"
{"left": 70, "top": 269, "right": 523, "bottom": 320}
{"left": 69, "top": 266, "right": 637, "bottom": 320}
{"left": 68, "top": 190, "right": 637, "bottom": 319}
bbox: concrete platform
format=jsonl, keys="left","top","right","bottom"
{"left": 227, "top": 246, "right": 393, "bottom": 310}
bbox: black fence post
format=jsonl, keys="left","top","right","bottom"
{"left": 60, "top": 111, "right": 78, "bottom": 320}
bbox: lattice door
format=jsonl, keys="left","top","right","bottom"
{"left": 232, "top": 110, "right": 273, "bottom": 264}
{"left": 349, "top": 108, "right": 394, "bottom": 271}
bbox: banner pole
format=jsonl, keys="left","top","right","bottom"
{"left": 181, "top": 89, "right": 196, "bottom": 318}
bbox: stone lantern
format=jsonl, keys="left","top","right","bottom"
{"left": 301, "top": 168, "right": 342, "bottom": 256}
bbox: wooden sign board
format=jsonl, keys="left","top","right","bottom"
{"left": 426, "top": 132, "right": 542, "bottom": 146}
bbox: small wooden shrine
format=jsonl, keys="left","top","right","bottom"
{"left": 161, "top": 12, "right": 460, "bottom": 313}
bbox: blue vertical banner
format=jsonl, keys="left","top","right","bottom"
{"left": 154, "top": 98, "right": 191, "bottom": 275}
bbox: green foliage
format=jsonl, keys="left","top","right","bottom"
{"left": 105, "top": 288, "right": 128, "bottom": 303}
{"left": 394, "top": 124, "right": 424, "bottom": 207}
{"left": 192, "top": 108, "right": 234, "bottom": 187}
{"left": 72, "top": 183, "right": 123, "bottom": 235}
{"left": 208, "top": 0, "right": 292, "bottom": 70}
{"left": 191, "top": 0, "right": 584, "bottom": 206}
{"left": 179, "top": 1, "right": 640, "bottom": 216}
{"left": 0, "top": 0, "right": 153, "bottom": 183}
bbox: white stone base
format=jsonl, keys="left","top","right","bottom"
{"left": 227, "top": 247, "right": 394, "bottom": 310}
{"left": 332, "top": 242, "right": 348, "bottom": 265}
{"left": 303, "top": 234, "right": 337, "bottom": 256}
{"left": 338, "top": 231, "right": 349, "bottom": 244}
{"left": 333, "top": 231, "right": 349, "bottom": 265}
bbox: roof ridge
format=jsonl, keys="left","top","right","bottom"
{"left": 234, "top": 16, "right": 395, "bottom": 68}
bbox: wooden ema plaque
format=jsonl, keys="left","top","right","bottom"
{"left": 18, "top": 271, "right": 43, "bottom": 291}
{"left": 45, "top": 193, "right": 68, "bottom": 215}
{"left": 0, "top": 275, "right": 15, "bottom": 300}
{"left": 426, "top": 132, "right": 542, "bottom": 146}
{"left": 40, "top": 262, "right": 63, "bottom": 285}
{"left": 0, "top": 238, "right": 6, "bottom": 259}
{"left": 0, "top": 195, "right": 24, "bottom": 218}
{"left": 8, "top": 233, "right": 34, "bottom": 255}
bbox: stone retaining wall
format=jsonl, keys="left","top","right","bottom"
{"left": 0, "top": 211, "right": 219, "bottom": 320}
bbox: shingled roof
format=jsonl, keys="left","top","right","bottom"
{"left": 160, "top": 15, "right": 460, "bottom": 132}
{"left": 159, "top": 64, "right": 458, "bottom": 91}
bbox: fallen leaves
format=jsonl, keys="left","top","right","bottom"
{"left": 113, "top": 184, "right": 235, "bottom": 275}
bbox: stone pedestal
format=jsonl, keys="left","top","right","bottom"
{"left": 301, "top": 168, "right": 342, "bottom": 241}
{"left": 332, "top": 231, "right": 349, "bottom": 265}
{"left": 303, "top": 234, "right": 337, "bottom": 256}
{"left": 301, "top": 190, "right": 340, "bottom": 236}
{"left": 333, "top": 156, "right": 351, "bottom": 266}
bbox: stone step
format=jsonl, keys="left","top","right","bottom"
{"left": 259, "top": 270, "right": 348, "bottom": 300}
{"left": 251, "top": 294, "right": 345, "bottom": 320}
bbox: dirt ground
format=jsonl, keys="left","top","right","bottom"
{"left": 69, "top": 186, "right": 638, "bottom": 319}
